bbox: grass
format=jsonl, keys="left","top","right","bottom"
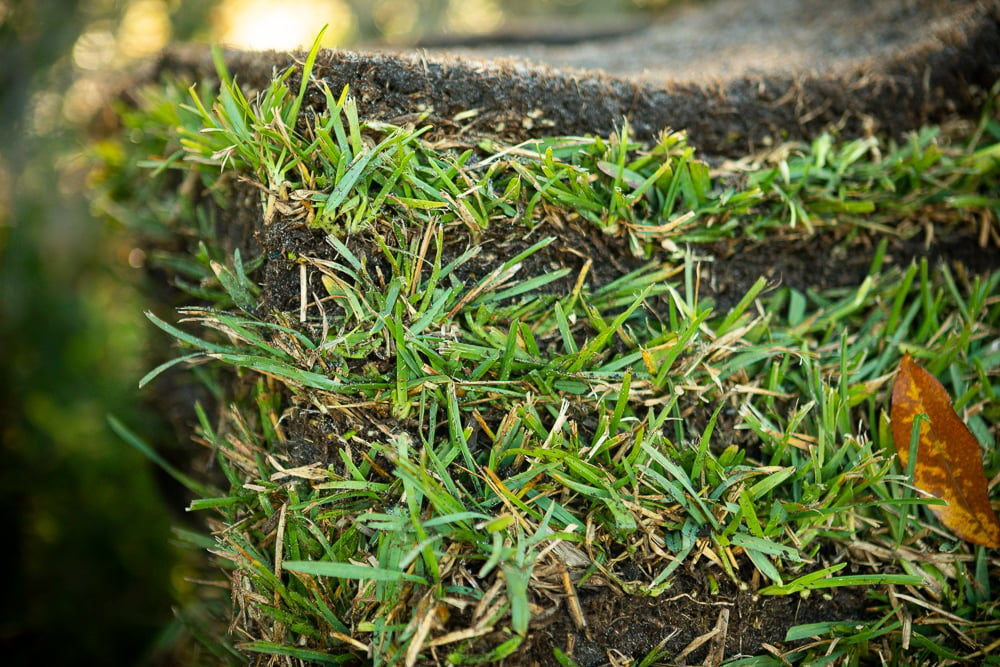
{"left": 90, "top": 32, "right": 1000, "bottom": 666}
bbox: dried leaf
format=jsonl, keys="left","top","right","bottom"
{"left": 890, "top": 353, "right": 1000, "bottom": 548}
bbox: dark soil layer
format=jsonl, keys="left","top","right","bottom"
{"left": 517, "top": 567, "right": 872, "bottom": 666}
{"left": 126, "top": 1, "right": 1000, "bottom": 664}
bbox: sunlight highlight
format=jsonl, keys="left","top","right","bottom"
{"left": 212, "top": 0, "right": 353, "bottom": 50}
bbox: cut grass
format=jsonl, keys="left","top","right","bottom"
{"left": 91, "top": 33, "right": 1000, "bottom": 666}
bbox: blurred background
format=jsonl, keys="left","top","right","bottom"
{"left": 0, "top": 0, "right": 675, "bottom": 664}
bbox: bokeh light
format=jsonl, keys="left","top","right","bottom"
{"left": 446, "top": 0, "right": 503, "bottom": 34}
{"left": 373, "top": 0, "right": 419, "bottom": 40}
{"left": 71, "top": 26, "right": 117, "bottom": 71}
{"left": 116, "top": 0, "right": 172, "bottom": 59}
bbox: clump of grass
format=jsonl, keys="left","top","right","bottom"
{"left": 91, "top": 31, "right": 1000, "bottom": 666}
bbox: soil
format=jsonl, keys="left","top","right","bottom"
{"left": 122, "top": 1, "right": 1000, "bottom": 664}
{"left": 515, "top": 566, "right": 873, "bottom": 667}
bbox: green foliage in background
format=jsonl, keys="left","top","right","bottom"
{"left": 0, "top": 2, "right": 180, "bottom": 664}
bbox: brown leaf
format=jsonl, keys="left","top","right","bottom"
{"left": 890, "top": 353, "right": 1000, "bottom": 548}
